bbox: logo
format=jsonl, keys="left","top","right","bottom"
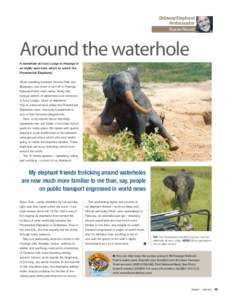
{"left": 88, "top": 253, "right": 110, "bottom": 274}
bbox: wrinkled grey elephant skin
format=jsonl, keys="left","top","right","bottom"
{"left": 163, "top": 172, "right": 195, "bottom": 211}
{"left": 100, "top": 67, "right": 174, "bottom": 146}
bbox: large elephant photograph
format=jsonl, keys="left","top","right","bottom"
{"left": 83, "top": 63, "right": 212, "bottom": 161}
{"left": 151, "top": 166, "right": 212, "bottom": 231}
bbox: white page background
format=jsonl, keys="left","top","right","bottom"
{"left": 0, "top": 0, "right": 228, "bottom": 299}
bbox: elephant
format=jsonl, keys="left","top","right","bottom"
{"left": 100, "top": 67, "right": 178, "bottom": 151}
{"left": 163, "top": 172, "right": 195, "bottom": 211}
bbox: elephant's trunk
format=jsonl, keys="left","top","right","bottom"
{"left": 124, "top": 91, "right": 152, "bottom": 115}
{"left": 176, "top": 191, "right": 189, "bottom": 211}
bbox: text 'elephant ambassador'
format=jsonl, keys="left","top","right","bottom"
{"left": 100, "top": 67, "right": 178, "bottom": 150}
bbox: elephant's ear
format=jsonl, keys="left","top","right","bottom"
{"left": 163, "top": 176, "right": 177, "bottom": 192}
{"left": 103, "top": 75, "right": 116, "bottom": 103}
{"left": 127, "top": 67, "right": 140, "bottom": 86}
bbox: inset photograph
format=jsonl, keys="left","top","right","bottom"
{"left": 83, "top": 63, "right": 211, "bottom": 161}
{"left": 196, "top": 16, "right": 213, "bottom": 33}
{"left": 151, "top": 166, "right": 211, "bottom": 231}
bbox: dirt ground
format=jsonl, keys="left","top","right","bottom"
{"left": 84, "top": 80, "right": 212, "bottom": 161}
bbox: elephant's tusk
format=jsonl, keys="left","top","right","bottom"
{"left": 124, "top": 91, "right": 152, "bottom": 115}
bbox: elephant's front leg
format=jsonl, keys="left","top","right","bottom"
{"left": 133, "top": 114, "right": 146, "bottom": 145}
{"left": 148, "top": 115, "right": 179, "bottom": 151}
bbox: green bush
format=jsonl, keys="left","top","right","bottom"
{"left": 112, "top": 131, "right": 137, "bottom": 161}
{"left": 83, "top": 133, "right": 99, "bottom": 161}
{"left": 83, "top": 131, "right": 169, "bottom": 161}
{"left": 141, "top": 133, "right": 169, "bottom": 161}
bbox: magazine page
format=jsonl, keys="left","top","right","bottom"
{"left": 1, "top": 0, "right": 228, "bottom": 299}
